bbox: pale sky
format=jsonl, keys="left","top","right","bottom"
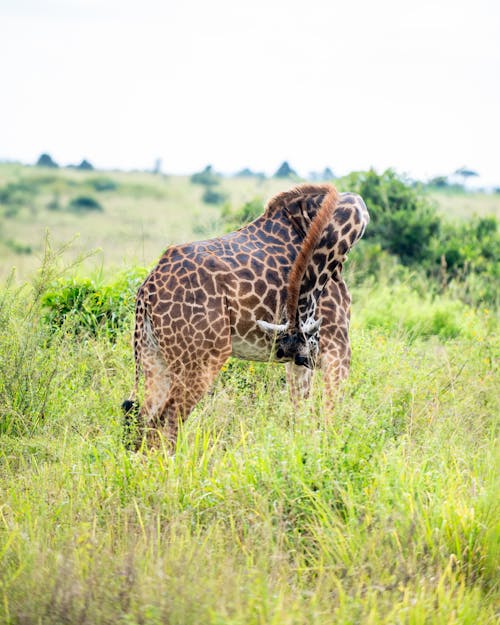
{"left": 1, "top": 0, "right": 499, "bottom": 185}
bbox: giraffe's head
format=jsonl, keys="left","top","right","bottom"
{"left": 257, "top": 316, "right": 322, "bottom": 368}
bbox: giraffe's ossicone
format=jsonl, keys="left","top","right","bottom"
{"left": 123, "top": 183, "right": 369, "bottom": 449}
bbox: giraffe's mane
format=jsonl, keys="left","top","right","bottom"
{"left": 281, "top": 184, "right": 339, "bottom": 331}
{"left": 264, "top": 183, "right": 336, "bottom": 217}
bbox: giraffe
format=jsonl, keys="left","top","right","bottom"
{"left": 123, "top": 183, "right": 369, "bottom": 448}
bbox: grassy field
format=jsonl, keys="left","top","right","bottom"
{"left": 0, "top": 165, "right": 499, "bottom": 623}
{"left": 426, "top": 189, "right": 500, "bottom": 221}
{"left": 0, "top": 164, "right": 288, "bottom": 281}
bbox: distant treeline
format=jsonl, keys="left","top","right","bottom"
{"left": 32, "top": 152, "right": 494, "bottom": 193}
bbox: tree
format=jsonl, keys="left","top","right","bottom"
{"left": 153, "top": 158, "right": 162, "bottom": 174}
{"left": 190, "top": 165, "right": 220, "bottom": 186}
{"left": 77, "top": 159, "right": 94, "bottom": 171}
{"left": 36, "top": 153, "right": 58, "bottom": 168}
{"left": 454, "top": 167, "right": 479, "bottom": 187}
{"left": 427, "top": 176, "right": 449, "bottom": 188}
{"left": 202, "top": 188, "right": 228, "bottom": 205}
{"left": 234, "top": 168, "right": 265, "bottom": 179}
{"left": 274, "top": 161, "right": 297, "bottom": 178}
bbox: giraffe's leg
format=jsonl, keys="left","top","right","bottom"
{"left": 285, "top": 341, "right": 350, "bottom": 413}
{"left": 285, "top": 361, "right": 314, "bottom": 405}
{"left": 125, "top": 343, "right": 172, "bottom": 450}
{"left": 320, "top": 339, "right": 351, "bottom": 412}
{"left": 317, "top": 278, "right": 352, "bottom": 413}
{"left": 147, "top": 353, "right": 230, "bottom": 449}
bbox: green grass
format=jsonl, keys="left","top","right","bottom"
{"left": 0, "top": 165, "right": 498, "bottom": 622}
{"left": 0, "top": 262, "right": 498, "bottom": 624}
{"left": 426, "top": 189, "right": 500, "bottom": 221}
{"left": 0, "top": 165, "right": 286, "bottom": 282}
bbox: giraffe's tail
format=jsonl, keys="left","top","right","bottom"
{"left": 121, "top": 342, "right": 141, "bottom": 446}
{"left": 122, "top": 291, "right": 146, "bottom": 448}
{"left": 122, "top": 293, "right": 143, "bottom": 412}
{"left": 121, "top": 397, "right": 138, "bottom": 414}
{"left": 122, "top": 357, "right": 141, "bottom": 449}
{"left": 122, "top": 332, "right": 140, "bottom": 411}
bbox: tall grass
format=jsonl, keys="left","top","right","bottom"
{"left": 0, "top": 254, "right": 498, "bottom": 624}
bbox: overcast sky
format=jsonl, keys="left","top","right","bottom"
{"left": 1, "top": 0, "right": 499, "bottom": 185}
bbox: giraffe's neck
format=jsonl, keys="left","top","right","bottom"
{"left": 294, "top": 194, "right": 368, "bottom": 329}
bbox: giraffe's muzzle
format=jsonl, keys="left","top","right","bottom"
{"left": 294, "top": 354, "right": 310, "bottom": 368}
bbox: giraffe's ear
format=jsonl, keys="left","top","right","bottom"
{"left": 301, "top": 316, "right": 322, "bottom": 336}
{"left": 257, "top": 320, "right": 289, "bottom": 334}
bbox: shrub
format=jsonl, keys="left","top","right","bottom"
{"left": 3, "top": 239, "right": 32, "bottom": 255}
{"left": 437, "top": 216, "right": 499, "bottom": 276}
{"left": 202, "top": 188, "right": 228, "bottom": 205}
{"left": 68, "top": 195, "right": 103, "bottom": 212}
{"left": 340, "top": 169, "right": 441, "bottom": 265}
{"left": 353, "top": 283, "right": 483, "bottom": 340}
{"left": 434, "top": 216, "right": 500, "bottom": 306}
{"left": 344, "top": 242, "right": 400, "bottom": 286}
{"left": 2, "top": 205, "right": 21, "bottom": 218}
{"left": 36, "top": 153, "right": 59, "bottom": 168}
{"left": 0, "top": 180, "right": 38, "bottom": 208}
{"left": 190, "top": 165, "right": 220, "bottom": 186}
{"left": 426, "top": 176, "right": 449, "bottom": 188}
{"left": 220, "top": 198, "right": 263, "bottom": 231}
{"left": 88, "top": 177, "right": 119, "bottom": 192}
{"left": 77, "top": 159, "right": 93, "bottom": 170}
{"left": 41, "top": 268, "right": 147, "bottom": 337}
{"left": 234, "top": 168, "right": 266, "bottom": 179}
{"left": 339, "top": 169, "right": 499, "bottom": 304}
{"left": 274, "top": 161, "right": 297, "bottom": 178}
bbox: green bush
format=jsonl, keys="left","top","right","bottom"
{"left": 88, "top": 177, "right": 119, "bottom": 192}
{"left": 352, "top": 283, "right": 490, "bottom": 340}
{"left": 274, "top": 161, "right": 297, "bottom": 178}
{"left": 68, "top": 195, "right": 103, "bottom": 212}
{"left": 340, "top": 169, "right": 440, "bottom": 265}
{"left": 428, "top": 216, "right": 500, "bottom": 305}
{"left": 76, "top": 159, "right": 93, "bottom": 170}
{"left": 202, "top": 187, "right": 228, "bottom": 205}
{"left": 437, "top": 216, "right": 499, "bottom": 275}
{"left": 36, "top": 153, "right": 59, "bottom": 168}
{"left": 339, "top": 169, "right": 499, "bottom": 305}
{"left": 41, "top": 268, "right": 147, "bottom": 337}
{"left": 220, "top": 197, "right": 263, "bottom": 231}
{"left": 190, "top": 165, "right": 220, "bottom": 186}
{"left": 3, "top": 238, "right": 32, "bottom": 255}
{"left": 234, "top": 168, "right": 266, "bottom": 179}
{"left": 1, "top": 204, "right": 21, "bottom": 218}
{"left": 426, "top": 176, "right": 450, "bottom": 189}
{"left": 0, "top": 179, "right": 38, "bottom": 208}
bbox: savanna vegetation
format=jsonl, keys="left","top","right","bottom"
{"left": 0, "top": 163, "right": 498, "bottom": 624}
